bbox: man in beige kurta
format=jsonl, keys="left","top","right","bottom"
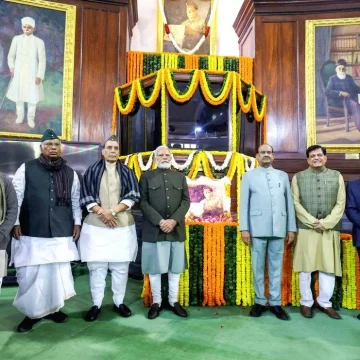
{"left": 78, "top": 136, "right": 140, "bottom": 322}
{"left": 292, "top": 145, "right": 345, "bottom": 319}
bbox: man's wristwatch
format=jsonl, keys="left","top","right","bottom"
{"left": 111, "top": 209, "right": 117, "bottom": 216}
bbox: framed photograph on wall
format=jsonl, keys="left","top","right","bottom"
{"left": 0, "top": 0, "right": 76, "bottom": 140}
{"left": 157, "top": 0, "right": 217, "bottom": 55}
{"left": 306, "top": 17, "right": 360, "bottom": 153}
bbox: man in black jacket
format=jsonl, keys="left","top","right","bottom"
{"left": 139, "top": 146, "right": 190, "bottom": 320}
{"left": 12, "top": 129, "right": 82, "bottom": 332}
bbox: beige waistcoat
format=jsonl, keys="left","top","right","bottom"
{"left": 85, "top": 162, "right": 134, "bottom": 227}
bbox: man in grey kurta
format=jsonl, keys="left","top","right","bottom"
{"left": 0, "top": 174, "right": 18, "bottom": 293}
{"left": 292, "top": 145, "right": 345, "bottom": 319}
{"left": 240, "top": 144, "right": 296, "bottom": 320}
{"left": 139, "top": 146, "right": 190, "bottom": 319}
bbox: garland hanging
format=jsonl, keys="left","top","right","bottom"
{"left": 157, "top": 0, "right": 218, "bottom": 55}
{"left": 112, "top": 70, "right": 267, "bottom": 134}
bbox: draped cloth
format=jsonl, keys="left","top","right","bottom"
{"left": 38, "top": 155, "right": 71, "bottom": 207}
{"left": 80, "top": 160, "right": 140, "bottom": 208}
{"left": 13, "top": 262, "right": 76, "bottom": 318}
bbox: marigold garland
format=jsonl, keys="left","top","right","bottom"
{"left": 126, "top": 51, "right": 253, "bottom": 83}
{"left": 112, "top": 69, "right": 266, "bottom": 137}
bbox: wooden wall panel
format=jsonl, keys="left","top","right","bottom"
{"left": 50, "top": 0, "right": 136, "bottom": 144}
{"left": 234, "top": 0, "right": 360, "bottom": 178}
{"left": 255, "top": 21, "right": 299, "bottom": 153}
{"left": 78, "top": 8, "right": 121, "bottom": 142}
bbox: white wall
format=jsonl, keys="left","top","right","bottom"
{"left": 131, "top": 0, "right": 244, "bottom": 56}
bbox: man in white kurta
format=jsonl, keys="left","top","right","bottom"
{"left": 292, "top": 145, "right": 345, "bottom": 320}
{"left": 11, "top": 129, "right": 81, "bottom": 332}
{"left": 79, "top": 136, "right": 140, "bottom": 322}
{"left": 7, "top": 17, "right": 46, "bottom": 128}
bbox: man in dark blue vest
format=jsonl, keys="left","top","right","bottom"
{"left": 11, "top": 129, "right": 82, "bottom": 332}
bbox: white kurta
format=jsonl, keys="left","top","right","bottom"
{"left": 7, "top": 34, "right": 46, "bottom": 104}
{"left": 11, "top": 163, "right": 81, "bottom": 318}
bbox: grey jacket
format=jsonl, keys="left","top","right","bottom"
{"left": 0, "top": 175, "right": 18, "bottom": 250}
{"left": 139, "top": 168, "right": 190, "bottom": 243}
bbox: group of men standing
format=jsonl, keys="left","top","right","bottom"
{"left": 1, "top": 129, "right": 189, "bottom": 332}
{"left": 1, "top": 129, "right": 360, "bottom": 332}
{"left": 240, "top": 143, "right": 348, "bottom": 320}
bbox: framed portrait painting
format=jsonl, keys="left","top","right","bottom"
{"left": 185, "top": 176, "right": 233, "bottom": 223}
{"left": 306, "top": 17, "right": 360, "bottom": 153}
{"left": 157, "top": 0, "right": 217, "bottom": 55}
{"left": 0, "top": 0, "right": 76, "bottom": 140}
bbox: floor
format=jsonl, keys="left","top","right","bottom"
{"left": 0, "top": 271, "right": 360, "bottom": 360}
{"left": 316, "top": 117, "right": 360, "bottom": 144}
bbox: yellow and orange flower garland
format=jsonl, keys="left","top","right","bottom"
{"left": 127, "top": 51, "right": 253, "bottom": 84}
{"left": 113, "top": 69, "right": 267, "bottom": 144}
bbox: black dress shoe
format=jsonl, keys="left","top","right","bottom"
{"left": 114, "top": 303, "right": 131, "bottom": 318}
{"left": 249, "top": 304, "right": 268, "bottom": 317}
{"left": 17, "top": 316, "right": 42, "bottom": 333}
{"left": 357, "top": 314, "right": 360, "bottom": 320}
{"left": 44, "top": 311, "right": 68, "bottom": 323}
{"left": 169, "top": 302, "right": 188, "bottom": 318}
{"left": 148, "top": 303, "right": 161, "bottom": 320}
{"left": 269, "top": 306, "right": 290, "bottom": 320}
{"left": 85, "top": 306, "right": 101, "bottom": 322}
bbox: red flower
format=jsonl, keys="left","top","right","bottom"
{"left": 164, "top": 24, "right": 170, "bottom": 34}
{"left": 204, "top": 26, "right": 210, "bottom": 37}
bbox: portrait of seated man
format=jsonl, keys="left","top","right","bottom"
{"left": 325, "top": 58, "right": 360, "bottom": 131}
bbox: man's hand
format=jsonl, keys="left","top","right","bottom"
{"left": 241, "top": 231, "right": 251, "bottom": 246}
{"left": 340, "top": 91, "right": 350, "bottom": 97}
{"left": 99, "top": 209, "right": 117, "bottom": 228}
{"left": 285, "top": 231, "right": 295, "bottom": 246}
{"left": 10, "top": 68, "right": 14, "bottom": 77}
{"left": 35, "top": 77, "right": 42, "bottom": 85}
{"left": 12, "top": 225, "right": 22, "bottom": 240}
{"left": 73, "top": 225, "right": 81, "bottom": 241}
{"left": 159, "top": 219, "right": 177, "bottom": 233}
{"left": 314, "top": 220, "right": 325, "bottom": 233}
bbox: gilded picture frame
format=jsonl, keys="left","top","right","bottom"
{"left": 0, "top": 0, "right": 76, "bottom": 140}
{"left": 306, "top": 17, "right": 360, "bottom": 153}
{"left": 157, "top": 0, "right": 217, "bottom": 55}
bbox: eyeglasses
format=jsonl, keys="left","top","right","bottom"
{"left": 157, "top": 153, "right": 171, "bottom": 158}
{"left": 259, "top": 151, "right": 273, "bottom": 155}
{"left": 309, "top": 153, "right": 324, "bottom": 159}
{"left": 42, "top": 142, "right": 61, "bottom": 147}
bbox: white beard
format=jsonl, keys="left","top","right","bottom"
{"left": 157, "top": 162, "right": 171, "bottom": 169}
{"left": 336, "top": 72, "right": 346, "bottom": 80}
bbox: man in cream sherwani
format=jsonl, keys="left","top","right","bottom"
{"left": 240, "top": 144, "right": 296, "bottom": 320}
{"left": 7, "top": 16, "right": 46, "bottom": 129}
{"left": 79, "top": 136, "right": 140, "bottom": 322}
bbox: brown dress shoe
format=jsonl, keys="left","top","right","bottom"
{"left": 300, "top": 305, "right": 313, "bottom": 318}
{"left": 316, "top": 304, "right": 342, "bottom": 319}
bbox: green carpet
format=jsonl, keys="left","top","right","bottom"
{"left": 0, "top": 272, "right": 359, "bottom": 360}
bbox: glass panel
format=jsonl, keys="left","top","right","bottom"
{"left": 167, "top": 83, "right": 230, "bottom": 151}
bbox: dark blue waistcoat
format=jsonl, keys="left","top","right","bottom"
{"left": 20, "top": 159, "right": 74, "bottom": 237}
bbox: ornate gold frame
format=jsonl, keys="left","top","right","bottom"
{"left": 1, "top": 0, "right": 76, "bottom": 140}
{"left": 306, "top": 17, "right": 360, "bottom": 153}
{"left": 157, "top": 0, "right": 217, "bottom": 55}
